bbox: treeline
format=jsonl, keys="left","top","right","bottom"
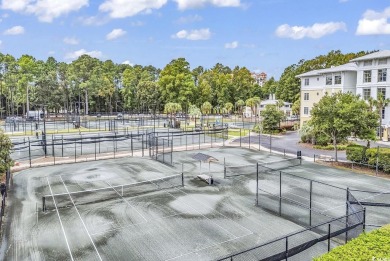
{"left": 0, "top": 50, "right": 371, "bottom": 117}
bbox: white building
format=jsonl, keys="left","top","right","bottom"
{"left": 258, "top": 99, "right": 293, "bottom": 117}
{"left": 350, "top": 51, "right": 390, "bottom": 128}
{"left": 296, "top": 63, "right": 358, "bottom": 126}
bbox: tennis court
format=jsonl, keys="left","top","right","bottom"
{"left": 4, "top": 147, "right": 390, "bottom": 261}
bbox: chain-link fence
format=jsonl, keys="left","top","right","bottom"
{"left": 10, "top": 128, "right": 229, "bottom": 168}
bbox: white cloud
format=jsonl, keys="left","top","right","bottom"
{"left": 63, "top": 37, "right": 79, "bottom": 45}
{"left": 356, "top": 7, "right": 390, "bottom": 35}
{"left": 175, "top": 14, "right": 203, "bottom": 24}
{"left": 65, "top": 49, "right": 103, "bottom": 60}
{"left": 174, "top": 0, "right": 241, "bottom": 10}
{"left": 275, "top": 22, "right": 347, "bottom": 39}
{"left": 122, "top": 60, "right": 134, "bottom": 66}
{"left": 172, "top": 28, "right": 211, "bottom": 40}
{"left": 106, "top": 28, "right": 126, "bottom": 40}
{"left": 99, "top": 0, "right": 167, "bottom": 18}
{"left": 131, "top": 21, "right": 144, "bottom": 27}
{"left": 225, "top": 41, "right": 238, "bottom": 49}
{"left": 78, "top": 15, "right": 109, "bottom": 26}
{"left": 1, "top": 0, "right": 31, "bottom": 12}
{"left": 1, "top": 0, "right": 89, "bottom": 22}
{"left": 4, "top": 25, "right": 25, "bottom": 35}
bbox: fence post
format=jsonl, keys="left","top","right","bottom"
{"left": 81, "top": 135, "right": 83, "bottom": 155}
{"left": 142, "top": 134, "right": 144, "bottom": 157}
{"left": 131, "top": 134, "right": 133, "bottom": 157}
{"left": 345, "top": 188, "right": 349, "bottom": 244}
{"left": 249, "top": 130, "right": 251, "bottom": 149}
{"left": 309, "top": 180, "right": 313, "bottom": 227}
{"left": 74, "top": 139, "right": 77, "bottom": 163}
{"left": 28, "top": 138, "right": 31, "bottom": 168}
{"left": 269, "top": 133, "right": 272, "bottom": 154}
{"left": 62, "top": 135, "right": 64, "bottom": 157}
{"left": 240, "top": 129, "right": 242, "bottom": 147}
{"left": 328, "top": 223, "right": 331, "bottom": 252}
{"left": 53, "top": 138, "right": 55, "bottom": 165}
{"left": 363, "top": 207, "right": 366, "bottom": 232}
{"left": 256, "top": 162, "right": 259, "bottom": 206}
{"left": 113, "top": 136, "right": 116, "bottom": 159}
{"left": 95, "top": 139, "right": 97, "bottom": 161}
{"left": 285, "top": 237, "right": 289, "bottom": 261}
{"left": 42, "top": 196, "right": 45, "bottom": 212}
{"left": 224, "top": 158, "right": 226, "bottom": 179}
{"left": 279, "top": 171, "right": 282, "bottom": 216}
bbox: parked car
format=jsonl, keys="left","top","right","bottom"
{"left": 117, "top": 113, "right": 123, "bottom": 119}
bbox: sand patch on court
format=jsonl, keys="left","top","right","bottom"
{"left": 169, "top": 194, "right": 223, "bottom": 215}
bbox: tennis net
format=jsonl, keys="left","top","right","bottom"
{"left": 224, "top": 164, "right": 256, "bottom": 178}
{"left": 43, "top": 173, "right": 184, "bottom": 211}
{"left": 258, "top": 158, "right": 301, "bottom": 172}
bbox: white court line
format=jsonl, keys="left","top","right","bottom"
{"left": 293, "top": 165, "right": 390, "bottom": 191}
{"left": 158, "top": 188, "right": 238, "bottom": 239}
{"left": 151, "top": 177, "right": 253, "bottom": 236}
{"left": 104, "top": 180, "right": 148, "bottom": 222}
{"left": 91, "top": 212, "right": 185, "bottom": 236}
{"left": 59, "top": 176, "right": 103, "bottom": 261}
{"left": 164, "top": 232, "right": 253, "bottom": 261}
{"left": 45, "top": 177, "right": 74, "bottom": 261}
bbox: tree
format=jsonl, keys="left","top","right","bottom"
{"left": 0, "top": 129, "right": 13, "bottom": 175}
{"left": 224, "top": 102, "right": 233, "bottom": 114}
{"left": 188, "top": 104, "right": 201, "bottom": 120}
{"left": 201, "top": 101, "right": 212, "bottom": 115}
{"left": 374, "top": 93, "right": 390, "bottom": 139}
{"left": 164, "top": 102, "right": 182, "bottom": 125}
{"left": 246, "top": 97, "right": 260, "bottom": 115}
{"left": 235, "top": 99, "right": 245, "bottom": 115}
{"left": 260, "top": 105, "right": 285, "bottom": 133}
{"left": 309, "top": 92, "right": 378, "bottom": 161}
{"left": 158, "top": 58, "right": 196, "bottom": 108}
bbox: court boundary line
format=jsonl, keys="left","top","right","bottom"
{"left": 104, "top": 180, "right": 148, "bottom": 222}
{"left": 46, "top": 177, "right": 74, "bottom": 261}
{"left": 59, "top": 176, "right": 103, "bottom": 261}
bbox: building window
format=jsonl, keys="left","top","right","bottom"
{"left": 382, "top": 108, "right": 385, "bottom": 120}
{"left": 303, "top": 107, "right": 309, "bottom": 115}
{"left": 364, "top": 60, "right": 373, "bottom": 66}
{"left": 326, "top": 75, "right": 332, "bottom": 85}
{"left": 304, "top": 78, "right": 309, "bottom": 86}
{"left": 363, "top": 70, "right": 371, "bottom": 83}
{"left": 378, "top": 88, "right": 386, "bottom": 98}
{"left": 334, "top": 74, "right": 341, "bottom": 84}
{"left": 304, "top": 93, "right": 309, "bottom": 101}
{"left": 378, "top": 58, "right": 387, "bottom": 65}
{"left": 363, "top": 88, "right": 371, "bottom": 100}
{"left": 378, "top": 69, "right": 387, "bottom": 82}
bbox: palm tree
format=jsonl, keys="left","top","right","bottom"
{"left": 374, "top": 93, "right": 390, "bottom": 139}
{"left": 224, "top": 102, "right": 233, "bottom": 114}
{"left": 235, "top": 99, "right": 245, "bottom": 115}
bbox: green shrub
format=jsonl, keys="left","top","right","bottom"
{"left": 315, "top": 225, "right": 390, "bottom": 261}
{"left": 313, "top": 144, "right": 349, "bottom": 151}
{"left": 346, "top": 144, "right": 366, "bottom": 162}
{"left": 366, "top": 147, "right": 390, "bottom": 173}
{"left": 315, "top": 134, "right": 330, "bottom": 146}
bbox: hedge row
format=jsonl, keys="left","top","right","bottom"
{"left": 314, "top": 225, "right": 390, "bottom": 261}
{"left": 346, "top": 145, "right": 390, "bottom": 173}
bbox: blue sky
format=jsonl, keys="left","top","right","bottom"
{"left": 0, "top": 0, "right": 390, "bottom": 79}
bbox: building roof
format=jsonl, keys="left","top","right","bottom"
{"left": 296, "top": 63, "right": 357, "bottom": 78}
{"left": 350, "top": 50, "right": 390, "bottom": 62}
{"left": 260, "top": 99, "right": 292, "bottom": 106}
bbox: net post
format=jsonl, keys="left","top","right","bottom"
{"left": 239, "top": 129, "right": 242, "bottom": 147}
{"left": 327, "top": 223, "right": 331, "bottom": 252}
{"left": 181, "top": 172, "right": 184, "bottom": 187}
{"left": 42, "top": 196, "right": 45, "bottom": 212}
{"left": 121, "top": 185, "right": 123, "bottom": 196}
{"left": 256, "top": 162, "right": 259, "bottom": 206}
{"left": 279, "top": 171, "right": 282, "bottom": 216}
{"left": 142, "top": 134, "right": 144, "bottom": 157}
